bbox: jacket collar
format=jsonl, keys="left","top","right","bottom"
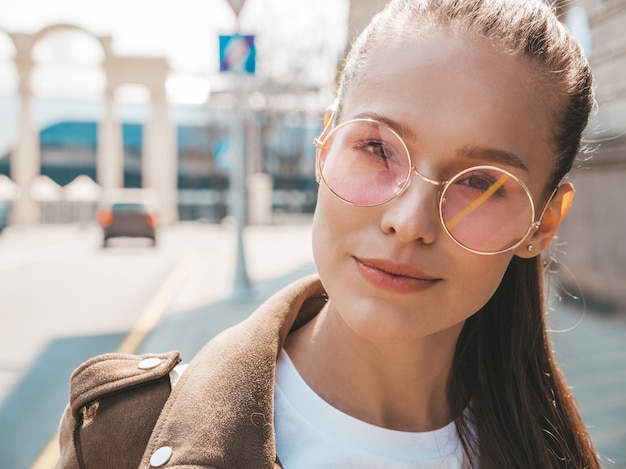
{"left": 140, "top": 274, "right": 327, "bottom": 468}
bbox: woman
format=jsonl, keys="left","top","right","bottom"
{"left": 56, "top": 0, "right": 599, "bottom": 467}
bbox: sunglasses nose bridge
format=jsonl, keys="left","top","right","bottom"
{"left": 396, "top": 166, "right": 446, "bottom": 209}
{"left": 409, "top": 166, "right": 447, "bottom": 188}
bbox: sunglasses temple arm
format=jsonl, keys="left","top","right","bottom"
{"left": 315, "top": 112, "right": 336, "bottom": 147}
{"left": 532, "top": 186, "right": 561, "bottom": 230}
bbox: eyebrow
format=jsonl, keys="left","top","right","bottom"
{"left": 458, "top": 145, "right": 529, "bottom": 172}
{"left": 350, "top": 112, "right": 417, "bottom": 141}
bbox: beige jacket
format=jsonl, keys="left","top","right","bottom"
{"left": 56, "top": 275, "right": 327, "bottom": 469}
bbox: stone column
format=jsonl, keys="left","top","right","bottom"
{"left": 143, "top": 85, "right": 177, "bottom": 223}
{"left": 97, "top": 83, "right": 124, "bottom": 192}
{"left": 11, "top": 38, "right": 40, "bottom": 224}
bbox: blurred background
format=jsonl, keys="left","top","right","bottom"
{"left": 0, "top": 0, "right": 624, "bottom": 468}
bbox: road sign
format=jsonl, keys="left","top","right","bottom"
{"left": 219, "top": 34, "right": 256, "bottom": 74}
{"left": 226, "top": 0, "right": 247, "bottom": 17}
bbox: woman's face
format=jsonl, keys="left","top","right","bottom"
{"left": 312, "top": 34, "right": 557, "bottom": 345}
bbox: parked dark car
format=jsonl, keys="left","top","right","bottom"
{"left": 97, "top": 189, "right": 160, "bottom": 247}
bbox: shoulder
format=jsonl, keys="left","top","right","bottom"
{"left": 68, "top": 351, "right": 181, "bottom": 416}
{"left": 57, "top": 351, "right": 181, "bottom": 469}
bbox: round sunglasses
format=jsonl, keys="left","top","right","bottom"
{"left": 314, "top": 116, "right": 555, "bottom": 255}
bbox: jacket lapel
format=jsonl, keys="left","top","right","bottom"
{"left": 138, "top": 274, "right": 327, "bottom": 468}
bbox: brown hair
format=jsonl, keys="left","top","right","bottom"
{"left": 336, "top": 0, "right": 598, "bottom": 467}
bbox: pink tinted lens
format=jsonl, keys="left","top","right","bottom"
{"left": 318, "top": 121, "right": 410, "bottom": 206}
{"left": 441, "top": 167, "right": 533, "bottom": 253}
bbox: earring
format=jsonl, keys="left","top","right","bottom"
{"left": 527, "top": 245, "right": 534, "bottom": 252}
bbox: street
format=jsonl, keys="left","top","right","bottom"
{"left": 0, "top": 221, "right": 315, "bottom": 403}
{"left": 0, "top": 221, "right": 624, "bottom": 468}
{"left": 0, "top": 221, "right": 315, "bottom": 469}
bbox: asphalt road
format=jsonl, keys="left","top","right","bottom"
{"left": 0, "top": 221, "right": 315, "bottom": 469}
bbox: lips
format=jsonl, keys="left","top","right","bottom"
{"left": 354, "top": 257, "right": 441, "bottom": 294}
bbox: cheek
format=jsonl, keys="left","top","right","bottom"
{"left": 312, "top": 189, "right": 346, "bottom": 267}
{"left": 313, "top": 186, "right": 354, "bottom": 236}
{"left": 312, "top": 188, "right": 372, "bottom": 277}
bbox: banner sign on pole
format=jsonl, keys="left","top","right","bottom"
{"left": 219, "top": 34, "right": 256, "bottom": 74}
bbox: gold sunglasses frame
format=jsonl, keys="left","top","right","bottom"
{"left": 314, "top": 115, "right": 556, "bottom": 256}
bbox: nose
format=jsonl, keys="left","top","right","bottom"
{"left": 380, "top": 168, "right": 442, "bottom": 245}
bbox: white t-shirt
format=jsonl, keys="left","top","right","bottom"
{"left": 274, "top": 350, "right": 467, "bottom": 468}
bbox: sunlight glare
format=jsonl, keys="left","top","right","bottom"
{"left": 166, "top": 75, "right": 211, "bottom": 105}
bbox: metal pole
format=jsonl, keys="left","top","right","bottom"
{"left": 229, "top": 25, "right": 252, "bottom": 299}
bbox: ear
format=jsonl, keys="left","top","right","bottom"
{"left": 323, "top": 108, "right": 334, "bottom": 128}
{"left": 515, "top": 182, "right": 574, "bottom": 258}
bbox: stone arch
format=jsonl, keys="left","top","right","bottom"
{"left": 32, "top": 23, "right": 110, "bottom": 51}
{"left": 8, "top": 23, "right": 177, "bottom": 224}
{"left": 31, "top": 25, "right": 105, "bottom": 212}
{"left": 100, "top": 54, "right": 178, "bottom": 223}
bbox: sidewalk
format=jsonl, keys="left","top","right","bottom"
{"left": 137, "top": 262, "right": 317, "bottom": 361}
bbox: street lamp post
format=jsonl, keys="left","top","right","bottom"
{"left": 220, "top": 10, "right": 251, "bottom": 300}
{"left": 229, "top": 54, "right": 252, "bottom": 299}
{"left": 220, "top": 1, "right": 254, "bottom": 299}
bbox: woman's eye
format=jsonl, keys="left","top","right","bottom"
{"left": 354, "top": 140, "right": 389, "bottom": 159}
{"left": 467, "top": 174, "right": 494, "bottom": 191}
{"left": 457, "top": 173, "right": 505, "bottom": 196}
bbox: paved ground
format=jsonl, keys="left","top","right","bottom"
{"left": 0, "top": 222, "right": 316, "bottom": 469}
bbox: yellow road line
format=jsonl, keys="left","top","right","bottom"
{"left": 116, "top": 257, "right": 192, "bottom": 354}
{"left": 30, "top": 257, "right": 192, "bottom": 469}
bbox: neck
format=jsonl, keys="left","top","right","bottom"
{"left": 284, "top": 302, "right": 464, "bottom": 432}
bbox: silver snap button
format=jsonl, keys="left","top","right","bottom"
{"left": 138, "top": 357, "right": 162, "bottom": 370}
{"left": 150, "top": 446, "right": 173, "bottom": 467}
